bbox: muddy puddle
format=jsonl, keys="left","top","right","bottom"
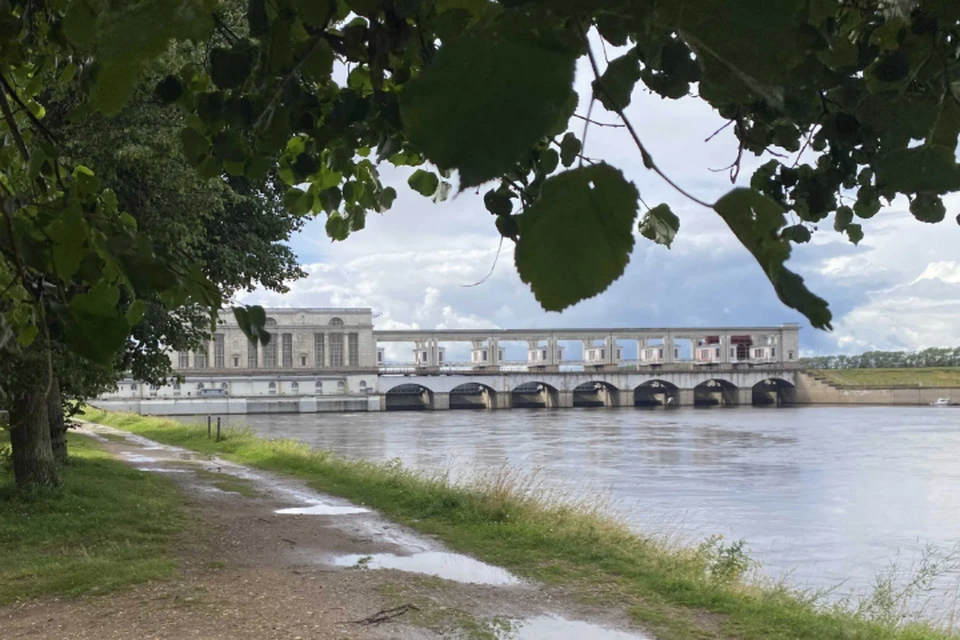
{"left": 332, "top": 552, "right": 521, "bottom": 586}
{"left": 498, "top": 615, "right": 652, "bottom": 639}
{"left": 275, "top": 504, "right": 370, "bottom": 516}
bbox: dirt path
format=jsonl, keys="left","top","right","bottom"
{"left": 0, "top": 425, "right": 653, "bottom": 639}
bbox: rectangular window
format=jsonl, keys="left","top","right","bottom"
{"left": 233, "top": 356, "right": 240, "bottom": 367}
{"left": 247, "top": 339, "right": 258, "bottom": 369}
{"left": 214, "top": 333, "right": 225, "bottom": 368}
{"left": 300, "top": 355, "right": 307, "bottom": 366}
{"left": 314, "top": 333, "right": 325, "bottom": 368}
{"left": 600, "top": 348, "right": 606, "bottom": 359}
{"left": 194, "top": 350, "right": 207, "bottom": 368}
{"left": 715, "top": 347, "right": 720, "bottom": 358}
{"left": 178, "top": 351, "right": 190, "bottom": 368}
{"left": 348, "top": 332, "right": 359, "bottom": 367}
{"left": 438, "top": 351, "right": 444, "bottom": 363}
{"left": 263, "top": 334, "right": 277, "bottom": 367}
{"left": 541, "top": 349, "right": 547, "bottom": 359}
{"left": 731, "top": 347, "right": 736, "bottom": 357}
{"left": 482, "top": 349, "right": 488, "bottom": 361}
{"left": 658, "top": 348, "right": 664, "bottom": 358}
{"left": 282, "top": 333, "right": 293, "bottom": 368}
{"left": 329, "top": 333, "right": 344, "bottom": 367}
{"left": 772, "top": 347, "right": 776, "bottom": 358}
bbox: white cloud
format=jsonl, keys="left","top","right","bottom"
{"left": 244, "top": 75, "right": 960, "bottom": 356}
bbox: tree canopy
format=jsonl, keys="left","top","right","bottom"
{"left": 2, "top": 0, "right": 960, "bottom": 486}
{"left": 2, "top": 0, "right": 960, "bottom": 361}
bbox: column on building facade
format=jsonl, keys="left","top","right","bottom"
{"left": 605, "top": 336, "right": 617, "bottom": 365}
{"left": 664, "top": 334, "right": 675, "bottom": 363}
{"left": 547, "top": 336, "right": 559, "bottom": 366}
{"left": 488, "top": 338, "right": 500, "bottom": 367}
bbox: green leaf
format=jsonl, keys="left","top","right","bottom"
{"left": 301, "top": 39, "right": 334, "bottom": 82}
{"left": 46, "top": 202, "right": 89, "bottom": 282}
{"left": 540, "top": 148, "right": 559, "bottom": 175}
{"left": 64, "top": 281, "right": 129, "bottom": 365}
{"left": 319, "top": 186, "right": 342, "bottom": 213}
{"left": 407, "top": 169, "right": 439, "bottom": 197}
{"left": 283, "top": 187, "right": 312, "bottom": 215}
{"left": 846, "top": 223, "right": 864, "bottom": 245}
{"left": 593, "top": 50, "right": 641, "bottom": 111}
{"left": 560, "top": 132, "right": 581, "bottom": 167}
{"left": 180, "top": 127, "right": 209, "bottom": 166}
{"left": 326, "top": 212, "right": 350, "bottom": 241}
{"left": 781, "top": 224, "right": 812, "bottom": 244}
{"left": 875, "top": 145, "right": 960, "bottom": 194}
{"left": 63, "top": 0, "right": 100, "bottom": 47}
{"left": 714, "top": 188, "right": 831, "bottom": 330}
{"left": 910, "top": 193, "right": 947, "bottom": 223}
{"left": 659, "top": 0, "right": 805, "bottom": 106}
{"left": 399, "top": 15, "right": 577, "bottom": 187}
{"left": 72, "top": 165, "right": 100, "bottom": 197}
{"left": 126, "top": 299, "right": 146, "bottom": 325}
{"left": 17, "top": 323, "right": 39, "bottom": 347}
{"left": 514, "top": 163, "right": 639, "bottom": 312}
{"left": 639, "top": 203, "right": 680, "bottom": 248}
{"left": 833, "top": 206, "right": 853, "bottom": 232}
{"left": 379, "top": 187, "right": 397, "bottom": 211}
{"left": 484, "top": 189, "right": 513, "bottom": 216}
{"left": 210, "top": 47, "right": 252, "bottom": 90}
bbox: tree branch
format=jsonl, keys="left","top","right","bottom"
{"left": 0, "top": 71, "right": 59, "bottom": 145}
{"left": 0, "top": 75, "right": 30, "bottom": 162}
{"left": 583, "top": 30, "right": 714, "bottom": 209}
{"left": 571, "top": 113, "right": 625, "bottom": 128}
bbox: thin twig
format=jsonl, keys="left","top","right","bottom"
{"left": 704, "top": 119, "right": 734, "bottom": 143}
{"left": 579, "top": 98, "right": 594, "bottom": 168}
{"left": 0, "top": 77, "right": 29, "bottom": 162}
{"left": 0, "top": 72, "right": 58, "bottom": 144}
{"left": 583, "top": 29, "right": 714, "bottom": 209}
{"left": 253, "top": 35, "right": 330, "bottom": 131}
{"left": 549, "top": 137, "right": 598, "bottom": 165}
{"left": 342, "top": 604, "right": 420, "bottom": 625}
{"left": 571, "top": 113, "right": 625, "bottom": 128}
{"left": 462, "top": 237, "right": 503, "bottom": 288}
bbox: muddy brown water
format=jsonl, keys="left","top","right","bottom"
{"left": 188, "top": 405, "right": 960, "bottom": 615}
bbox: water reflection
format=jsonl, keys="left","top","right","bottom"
{"left": 198, "top": 406, "right": 960, "bottom": 609}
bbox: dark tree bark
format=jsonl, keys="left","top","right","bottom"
{"left": 9, "top": 383, "right": 59, "bottom": 488}
{"left": 48, "top": 374, "right": 67, "bottom": 464}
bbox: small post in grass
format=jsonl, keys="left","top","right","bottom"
{"left": 216, "top": 416, "right": 221, "bottom": 443}
{"left": 207, "top": 415, "right": 211, "bottom": 439}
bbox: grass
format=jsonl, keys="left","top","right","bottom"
{"left": 82, "top": 408, "right": 960, "bottom": 640}
{"left": 812, "top": 368, "right": 960, "bottom": 388}
{"left": 0, "top": 430, "right": 185, "bottom": 605}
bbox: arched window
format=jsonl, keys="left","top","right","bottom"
{"left": 220, "top": 382, "right": 228, "bottom": 390}
{"left": 291, "top": 381, "right": 299, "bottom": 394}
{"left": 197, "top": 383, "right": 205, "bottom": 390}
{"left": 329, "top": 317, "right": 344, "bottom": 327}
{"left": 268, "top": 381, "right": 277, "bottom": 395}
{"left": 130, "top": 382, "right": 137, "bottom": 391}
{"left": 337, "top": 380, "right": 345, "bottom": 393}
{"left": 314, "top": 380, "right": 323, "bottom": 395}
{"left": 359, "top": 380, "right": 367, "bottom": 393}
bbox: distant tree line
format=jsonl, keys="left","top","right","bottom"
{"left": 799, "top": 348, "right": 960, "bottom": 370}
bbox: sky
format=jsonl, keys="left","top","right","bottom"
{"left": 237, "top": 58, "right": 960, "bottom": 360}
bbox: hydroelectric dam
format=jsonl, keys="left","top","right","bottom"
{"left": 95, "top": 308, "right": 802, "bottom": 415}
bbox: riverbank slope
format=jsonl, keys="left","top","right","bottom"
{"left": 797, "top": 369, "right": 960, "bottom": 405}
{"left": 77, "top": 408, "right": 960, "bottom": 640}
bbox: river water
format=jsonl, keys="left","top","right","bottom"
{"left": 207, "top": 405, "right": 960, "bottom": 614}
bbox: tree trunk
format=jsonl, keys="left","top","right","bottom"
{"left": 48, "top": 374, "right": 67, "bottom": 464}
{"left": 9, "top": 384, "right": 60, "bottom": 488}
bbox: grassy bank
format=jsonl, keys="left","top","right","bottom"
{"left": 83, "top": 408, "right": 957, "bottom": 640}
{"left": 0, "top": 430, "right": 185, "bottom": 605}
{"left": 813, "top": 368, "right": 960, "bottom": 388}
